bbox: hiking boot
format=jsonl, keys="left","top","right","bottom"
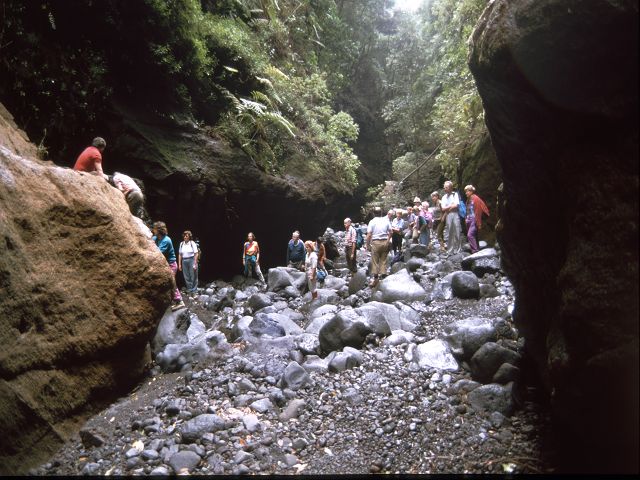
{"left": 171, "top": 300, "right": 186, "bottom": 311}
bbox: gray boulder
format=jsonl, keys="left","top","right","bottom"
{"left": 467, "top": 382, "right": 515, "bottom": 416}
{"left": 180, "top": 414, "right": 227, "bottom": 443}
{"left": 409, "top": 244, "right": 429, "bottom": 258}
{"left": 354, "top": 304, "right": 392, "bottom": 336}
{"left": 169, "top": 450, "right": 201, "bottom": 474}
{"left": 492, "top": 363, "right": 521, "bottom": 384}
{"left": 318, "top": 309, "right": 372, "bottom": 354}
{"left": 247, "top": 293, "right": 272, "bottom": 311}
{"left": 430, "top": 273, "right": 455, "bottom": 301}
{"left": 249, "top": 314, "right": 286, "bottom": 337}
{"left": 451, "top": 271, "right": 480, "bottom": 299}
{"left": 371, "top": 269, "right": 427, "bottom": 303}
{"left": 327, "top": 347, "right": 364, "bottom": 372}
{"left": 443, "top": 317, "right": 498, "bottom": 360}
{"left": 469, "top": 342, "right": 522, "bottom": 383}
{"left": 155, "top": 330, "right": 232, "bottom": 373}
{"left": 302, "top": 355, "right": 329, "bottom": 373}
{"left": 413, "top": 339, "right": 459, "bottom": 371}
{"left": 405, "top": 257, "right": 424, "bottom": 272}
{"left": 460, "top": 248, "right": 501, "bottom": 276}
{"left": 382, "top": 330, "right": 415, "bottom": 346}
{"left": 362, "top": 301, "right": 418, "bottom": 332}
{"left": 294, "top": 333, "right": 320, "bottom": 355}
{"left": 280, "top": 361, "right": 311, "bottom": 391}
{"left": 348, "top": 269, "right": 368, "bottom": 295}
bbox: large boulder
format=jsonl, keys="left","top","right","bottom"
{"left": 451, "top": 271, "right": 480, "bottom": 299}
{"left": 371, "top": 269, "right": 427, "bottom": 303}
{"left": 460, "top": 248, "right": 501, "bottom": 277}
{"left": 0, "top": 115, "right": 172, "bottom": 474}
{"left": 443, "top": 317, "right": 498, "bottom": 360}
{"left": 469, "top": 1, "right": 638, "bottom": 471}
{"left": 318, "top": 309, "right": 372, "bottom": 354}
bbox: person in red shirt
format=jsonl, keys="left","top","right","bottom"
{"left": 73, "top": 137, "right": 107, "bottom": 179}
{"left": 464, "top": 184, "right": 490, "bottom": 253}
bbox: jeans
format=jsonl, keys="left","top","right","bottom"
{"left": 181, "top": 256, "right": 198, "bottom": 292}
{"left": 419, "top": 228, "right": 430, "bottom": 246}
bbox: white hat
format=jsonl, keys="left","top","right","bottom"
{"left": 413, "top": 196, "right": 421, "bottom": 204}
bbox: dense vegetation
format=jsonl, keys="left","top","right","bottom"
{"left": 0, "top": 0, "right": 489, "bottom": 192}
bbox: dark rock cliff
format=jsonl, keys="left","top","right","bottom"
{"left": 79, "top": 103, "right": 363, "bottom": 280}
{"left": 469, "top": 0, "right": 638, "bottom": 473}
{"left": 0, "top": 104, "right": 173, "bottom": 474}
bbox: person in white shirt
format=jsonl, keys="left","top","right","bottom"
{"left": 304, "top": 240, "right": 319, "bottom": 300}
{"left": 178, "top": 230, "right": 200, "bottom": 295}
{"left": 440, "top": 180, "right": 462, "bottom": 254}
{"left": 109, "top": 172, "right": 146, "bottom": 220}
{"left": 366, "top": 206, "right": 392, "bottom": 287}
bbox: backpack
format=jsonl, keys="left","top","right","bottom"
{"left": 458, "top": 194, "right": 466, "bottom": 219}
{"left": 195, "top": 239, "right": 201, "bottom": 260}
{"left": 355, "top": 227, "right": 364, "bottom": 249}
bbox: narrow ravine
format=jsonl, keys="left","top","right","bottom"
{"left": 31, "top": 228, "right": 554, "bottom": 475}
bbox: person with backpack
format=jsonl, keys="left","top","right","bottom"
{"left": 343, "top": 218, "right": 358, "bottom": 273}
{"left": 304, "top": 240, "right": 319, "bottom": 301}
{"left": 178, "top": 230, "right": 200, "bottom": 296}
{"left": 243, "top": 232, "right": 265, "bottom": 282}
{"left": 464, "top": 185, "right": 490, "bottom": 253}
{"left": 441, "top": 180, "right": 462, "bottom": 254}
{"left": 365, "top": 206, "right": 392, "bottom": 288}
{"left": 315, "top": 236, "right": 327, "bottom": 285}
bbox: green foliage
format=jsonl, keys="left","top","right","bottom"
{"left": 383, "top": 0, "right": 490, "bottom": 185}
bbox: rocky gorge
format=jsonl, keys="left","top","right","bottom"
{"left": 30, "top": 229, "right": 552, "bottom": 475}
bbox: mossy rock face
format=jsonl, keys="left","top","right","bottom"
{"left": 469, "top": 0, "right": 638, "bottom": 473}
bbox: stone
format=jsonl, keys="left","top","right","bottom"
{"left": 155, "top": 330, "right": 231, "bottom": 373}
{"left": 469, "top": 1, "right": 639, "bottom": 470}
{"left": 408, "top": 244, "right": 429, "bottom": 258}
{"left": 443, "top": 317, "right": 498, "bottom": 360}
{"left": 460, "top": 248, "right": 501, "bottom": 277}
{"left": 168, "top": 450, "right": 201, "bottom": 474}
{"left": 451, "top": 271, "right": 480, "bottom": 299}
{"left": 479, "top": 284, "right": 499, "bottom": 298}
{"left": 242, "top": 414, "right": 261, "bottom": 433}
{"left": 382, "top": 330, "right": 415, "bottom": 346}
{"left": 405, "top": 257, "right": 424, "bottom": 272}
{"left": 247, "top": 293, "right": 272, "bottom": 311}
{"left": 249, "top": 398, "right": 274, "bottom": 414}
{"left": 430, "top": 273, "right": 455, "bottom": 301}
{"left": 249, "top": 314, "right": 286, "bottom": 338}
{"left": 371, "top": 269, "right": 427, "bottom": 303}
{"left": 413, "top": 339, "right": 459, "bottom": 371}
{"left": 492, "top": 363, "right": 521, "bottom": 384}
{"left": 301, "top": 355, "right": 329, "bottom": 373}
{"left": 318, "top": 309, "right": 372, "bottom": 354}
{"left": 469, "top": 342, "right": 521, "bottom": 384}
{"left": 467, "top": 382, "right": 515, "bottom": 416}
{"left": 326, "top": 350, "right": 361, "bottom": 372}
{"left": 0, "top": 124, "right": 174, "bottom": 474}
{"left": 281, "top": 362, "right": 311, "bottom": 391}
{"left": 294, "top": 333, "right": 320, "bottom": 355}
{"left": 180, "top": 414, "right": 227, "bottom": 443}
{"left": 349, "top": 268, "right": 367, "bottom": 295}
{"left": 354, "top": 304, "right": 391, "bottom": 336}
{"left": 280, "top": 399, "right": 306, "bottom": 421}
{"left": 79, "top": 429, "right": 105, "bottom": 448}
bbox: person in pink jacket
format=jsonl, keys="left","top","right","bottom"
{"left": 464, "top": 185, "right": 490, "bottom": 253}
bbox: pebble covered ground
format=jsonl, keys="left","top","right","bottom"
{"left": 32, "top": 237, "right": 556, "bottom": 475}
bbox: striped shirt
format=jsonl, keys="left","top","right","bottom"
{"left": 345, "top": 225, "right": 356, "bottom": 245}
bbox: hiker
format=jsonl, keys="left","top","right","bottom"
{"left": 178, "top": 230, "right": 199, "bottom": 296}
{"left": 391, "top": 208, "right": 405, "bottom": 254}
{"left": 387, "top": 209, "right": 395, "bottom": 223}
{"left": 73, "top": 137, "right": 108, "bottom": 180}
{"left": 441, "top": 180, "right": 462, "bottom": 254}
{"left": 411, "top": 197, "right": 423, "bottom": 243}
{"left": 404, "top": 205, "right": 416, "bottom": 248}
{"left": 343, "top": 218, "right": 357, "bottom": 273}
{"left": 286, "top": 231, "right": 305, "bottom": 270}
{"left": 152, "top": 221, "right": 184, "bottom": 311}
{"left": 315, "top": 236, "right": 327, "bottom": 286}
{"left": 304, "top": 240, "right": 318, "bottom": 300}
{"left": 464, "top": 185, "right": 490, "bottom": 253}
{"left": 419, "top": 201, "right": 433, "bottom": 247}
{"left": 108, "top": 172, "right": 146, "bottom": 219}
{"left": 365, "top": 206, "right": 392, "bottom": 288}
{"left": 243, "top": 232, "right": 265, "bottom": 282}
{"left": 431, "top": 191, "right": 445, "bottom": 251}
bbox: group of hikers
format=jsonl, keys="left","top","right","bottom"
{"left": 73, "top": 136, "right": 198, "bottom": 311}
{"left": 73, "top": 137, "right": 489, "bottom": 308}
